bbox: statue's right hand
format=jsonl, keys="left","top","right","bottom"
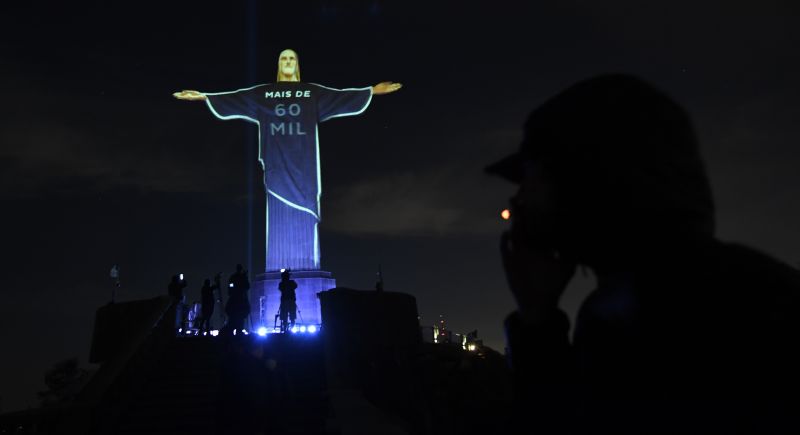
{"left": 173, "top": 90, "right": 207, "bottom": 101}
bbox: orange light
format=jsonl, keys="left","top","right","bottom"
{"left": 501, "top": 209, "right": 511, "bottom": 220}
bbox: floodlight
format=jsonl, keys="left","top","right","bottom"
{"left": 257, "top": 327, "right": 268, "bottom": 337}
{"left": 307, "top": 325, "right": 317, "bottom": 333}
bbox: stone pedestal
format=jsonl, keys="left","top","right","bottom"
{"left": 252, "top": 270, "right": 336, "bottom": 329}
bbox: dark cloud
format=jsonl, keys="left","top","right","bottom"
{"left": 325, "top": 165, "right": 507, "bottom": 237}
{"left": 0, "top": 71, "right": 251, "bottom": 198}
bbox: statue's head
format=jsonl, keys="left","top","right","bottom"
{"left": 276, "top": 49, "right": 300, "bottom": 82}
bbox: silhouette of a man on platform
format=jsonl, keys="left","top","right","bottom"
{"left": 225, "top": 264, "right": 250, "bottom": 333}
{"left": 277, "top": 269, "right": 298, "bottom": 332}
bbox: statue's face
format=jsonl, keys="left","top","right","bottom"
{"left": 279, "top": 49, "right": 298, "bottom": 78}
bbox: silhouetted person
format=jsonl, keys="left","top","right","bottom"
{"left": 168, "top": 274, "right": 188, "bottom": 329}
{"left": 225, "top": 264, "right": 251, "bottom": 333}
{"left": 375, "top": 265, "right": 384, "bottom": 292}
{"left": 486, "top": 75, "right": 800, "bottom": 434}
{"left": 109, "top": 264, "right": 120, "bottom": 303}
{"left": 168, "top": 274, "right": 187, "bottom": 301}
{"left": 278, "top": 269, "right": 298, "bottom": 332}
{"left": 199, "top": 278, "right": 219, "bottom": 332}
{"left": 213, "top": 272, "right": 225, "bottom": 326}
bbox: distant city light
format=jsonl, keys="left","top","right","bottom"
{"left": 178, "top": 328, "right": 182, "bottom": 333}
{"left": 242, "top": 329, "right": 249, "bottom": 335}
{"left": 185, "top": 330, "right": 192, "bottom": 335}
{"left": 308, "top": 325, "right": 317, "bottom": 333}
{"left": 257, "top": 327, "right": 268, "bottom": 337}
{"left": 501, "top": 209, "right": 511, "bottom": 220}
{"left": 229, "top": 283, "right": 234, "bottom": 288}
{"left": 210, "top": 330, "right": 219, "bottom": 337}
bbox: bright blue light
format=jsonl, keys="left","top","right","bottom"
{"left": 308, "top": 325, "right": 317, "bottom": 333}
{"left": 290, "top": 326, "right": 298, "bottom": 333}
{"left": 257, "top": 327, "right": 268, "bottom": 337}
{"left": 299, "top": 325, "right": 307, "bottom": 333}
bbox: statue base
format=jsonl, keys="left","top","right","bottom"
{"left": 252, "top": 270, "right": 336, "bottom": 329}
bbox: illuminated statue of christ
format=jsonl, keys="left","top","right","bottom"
{"left": 174, "top": 49, "right": 402, "bottom": 271}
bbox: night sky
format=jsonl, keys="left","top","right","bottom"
{"left": 2, "top": 1, "right": 799, "bottom": 412}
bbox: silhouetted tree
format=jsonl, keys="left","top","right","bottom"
{"left": 38, "top": 358, "right": 89, "bottom": 407}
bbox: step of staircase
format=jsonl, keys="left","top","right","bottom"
{"left": 109, "top": 334, "right": 332, "bottom": 434}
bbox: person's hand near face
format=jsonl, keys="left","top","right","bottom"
{"left": 500, "top": 161, "right": 576, "bottom": 324}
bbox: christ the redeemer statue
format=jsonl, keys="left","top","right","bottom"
{"left": 174, "top": 49, "right": 401, "bottom": 272}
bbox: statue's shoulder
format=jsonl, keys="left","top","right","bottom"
{"left": 306, "top": 82, "right": 334, "bottom": 90}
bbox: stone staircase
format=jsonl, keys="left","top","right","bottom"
{"left": 113, "top": 336, "right": 221, "bottom": 434}
{"left": 110, "top": 333, "right": 330, "bottom": 435}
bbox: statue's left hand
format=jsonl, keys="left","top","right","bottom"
{"left": 173, "top": 90, "right": 207, "bottom": 101}
{"left": 372, "top": 81, "right": 403, "bottom": 95}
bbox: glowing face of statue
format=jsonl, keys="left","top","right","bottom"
{"left": 278, "top": 49, "right": 299, "bottom": 82}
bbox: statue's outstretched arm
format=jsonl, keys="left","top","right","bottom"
{"left": 372, "top": 82, "right": 402, "bottom": 95}
{"left": 173, "top": 90, "right": 208, "bottom": 101}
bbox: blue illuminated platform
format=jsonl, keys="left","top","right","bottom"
{"left": 176, "top": 325, "right": 321, "bottom": 338}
